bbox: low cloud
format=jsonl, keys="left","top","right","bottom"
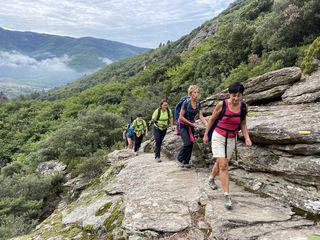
{"left": 0, "top": 51, "right": 82, "bottom": 88}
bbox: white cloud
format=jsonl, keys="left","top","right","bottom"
{"left": 0, "top": 51, "right": 80, "bottom": 87}
{"left": 0, "top": 51, "right": 70, "bottom": 70}
{"left": 99, "top": 57, "right": 113, "bottom": 65}
{"left": 0, "top": 0, "right": 235, "bottom": 48}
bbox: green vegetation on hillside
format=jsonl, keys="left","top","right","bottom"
{"left": 0, "top": 0, "right": 319, "bottom": 238}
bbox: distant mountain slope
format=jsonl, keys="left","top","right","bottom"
{"left": 0, "top": 27, "right": 150, "bottom": 98}
{"left": 0, "top": 27, "right": 150, "bottom": 70}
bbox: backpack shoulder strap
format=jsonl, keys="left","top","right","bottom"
{"left": 156, "top": 108, "right": 161, "bottom": 121}
{"left": 218, "top": 100, "right": 227, "bottom": 120}
{"left": 166, "top": 108, "right": 170, "bottom": 124}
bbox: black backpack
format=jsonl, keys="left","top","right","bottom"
{"left": 207, "top": 99, "right": 247, "bottom": 141}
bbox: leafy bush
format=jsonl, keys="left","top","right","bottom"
{"left": 0, "top": 171, "right": 63, "bottom": 239}
{"left": 301, "top": 37, "right": 320, "bottom": 74}
{"left": 33, "top": 107, "right": 123, "bottom": 169}
{"left": 1, "top": 161, "right": 25, "bottom": 177}
{"left": 72, "top": 150, "right": 110, "bottom": 178}
{"left": 224, "top": 63, "right": 250, "bottom": 87}
{"left": 240, "top": 0, "right": 273, "bottom": 20}
{"left": 0, "top": 215, "right": 37, "bottom": 240}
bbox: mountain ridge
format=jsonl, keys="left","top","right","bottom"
{"left": 0, "top": 27, "right": 150, "bottom": 98}
{"left": 0, "top": 27, "right": 150, "bottom": 68}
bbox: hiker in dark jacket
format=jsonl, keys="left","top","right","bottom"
{"left": 177, "top": 85, "right": 207, "bottom": 168}
{"left": 203, "top": 82, "right": 252, "bottom": 209}
{"left": 126, "top": 116, "right": 135, "bottom": 150}
{"left": 151, "top": 99, "right": 174, "bottom": 162}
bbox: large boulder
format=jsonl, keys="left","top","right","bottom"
{"left": 233, "top": 143, "right": 320, "bottom": 187}
{"left": 244, "top": 67, "right": 302, "bottom": 94}
{"left": 229, "top": 168, "right": 320, "bottom": 215}
{"left": 282, "top": 69, "right": 320, "bottom": 104}
{"left": 247, "top": 103, "right": 320, "bottom": 145}
{"left": 36, "top": 161, "right": 66, "bottom": 176}
{"left": 201, "top": 67, "right": 302, "bottom": 115}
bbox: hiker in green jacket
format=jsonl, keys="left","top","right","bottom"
{"left": 151, "top": 99, "right": 174, "bottom": 162}
{"left": 133, "top": 114, "right": 148, "bottom": 156}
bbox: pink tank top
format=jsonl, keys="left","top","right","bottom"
{"left": 215, "top": 100, "right": 241, "bottom": 138}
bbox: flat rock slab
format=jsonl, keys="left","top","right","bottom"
{"left": 106, "top": 154, "right": 200, "bottom": 232}
{"left": 247, "top": 103, "right": 320, "bottom": 144}
{"left": 62, "top": 195, "right": 121, "bottom": 229}
{"left": 106, "top": 153, "right": 319, "bottom": 238}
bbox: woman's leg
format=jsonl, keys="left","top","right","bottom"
{"left": 218, "top": 157, "right": 229, "bottom": 193}
{"left": 158, "top": 129, "right": 167, "bottom": 158}
{"left": 219, "top": 157, "right": 232, "bottom": 209}
{"left": 125, "top": 137, "right": 128, "bottom": 148}
{"left": 177, "top": 127, "right": 192, "bottom": 164}
{"left": 134, "top": 135, "right": 143, "bottom": 153}
{"left": 210, "top": 159, "right": 219, "bottom": 177}
{"left": 154, "top": 128, "right": 161, "bottom": 158}
{"left": 127, "top": 137, "right": 132, "bottom": 149}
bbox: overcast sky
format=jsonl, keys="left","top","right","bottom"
{"left": 0, "top": 0, "right": 235, "bottom": 48}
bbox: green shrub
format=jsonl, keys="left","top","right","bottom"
{"left": 1, "top": 162, "right": 25, "bottom": 177}
{"left": 32, "top": 107, "right": 123, "bottom": 170}
{"left": 72, "top": 154, "right": 109, "bottom": 178}
{"left": 301, "top": 37, "right": 320, "bottom": 74}
{"left": 224, "top": 63, "right": 250, "bottom": 88}
{"left": 0, "top": 215, "right": 37, "bottom": 240}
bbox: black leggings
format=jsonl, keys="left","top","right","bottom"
{"left": 134, "top": 134, "right": 144, "bottom": 152}
{"left": 177, "top": 127, "right": 194, "bottom": 164}
{"left": 153, "top": 127, "right": 167, "bottom": 158}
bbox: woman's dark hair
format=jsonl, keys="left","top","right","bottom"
{"left": 228, "top": 82, "right": 245, "bottom": 94}
{"left": 160, "top": 99, "right": 167, "bottom": 108}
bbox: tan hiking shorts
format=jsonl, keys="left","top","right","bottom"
{"left": 211, "top": 131, "right": 236, "bottom": 160}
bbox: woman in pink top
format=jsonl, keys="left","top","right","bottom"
{"left": 203, "top": 82, "right": 252, "bottom": 209}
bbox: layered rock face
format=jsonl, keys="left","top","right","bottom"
{"left": 163, "top": 67, "right": 320, "bottom": 215}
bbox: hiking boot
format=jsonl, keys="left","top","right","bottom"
{"left": 208, "top": 178, "right": 218, "bottom": 190}
{"left": 155, "top": 157, "right": 161, "bottom": 162}
{"left": 177, "top": 161, "right": 185, "bottom": 168}
{"left": 183, "top": 163, "right": 192, "bottom": 168}
{"left": 224, "top": 194, "right": 232, "bottom": 209}
{"left": 134, "top": 152, "right": 139, "bottom": 156}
